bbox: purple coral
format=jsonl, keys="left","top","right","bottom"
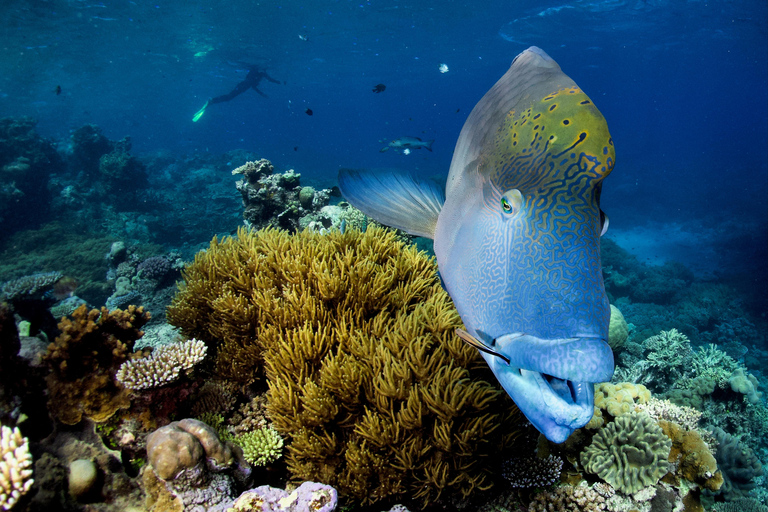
{"left": 137, "top": 256, "right": 171, "bottom": 280}
{"left": 224, "top": 481, "right": 338, "bottom": 512}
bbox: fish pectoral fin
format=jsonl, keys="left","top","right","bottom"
{"left": 455, "top": 329, "right": 511, "bottom": 365}
{"left": 338, "top": 168, "right": 444, "bottom": 239}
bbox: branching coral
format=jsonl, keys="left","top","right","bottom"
{"left": 581, "top": 411, "right": 671, "bottom": 494}
{"left": 168, "top": 226, "right": 523, "bottom": 507}
{"left": 528, "top": 484, "right": 607, "bottom": 512}
{"left": 115, "top": 338, "right": 207, "bottom": 390}
{"left": 234, "top": 427, "right": 283, "bottom": 466}
{"left": 502, "top": 455, "right": 563, "bottom": 488}
{"left": 43, "top": 304, "right": 150, "bottom": 424}
{"left": 0, "top": 424, "right": 34, "bottom": 510}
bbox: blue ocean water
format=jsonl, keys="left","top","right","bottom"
{"left": 1, "top": 0, "right": 767, "bottom": 509}
{"left": 2, "top": 0, "right": 765, "bottom": 281}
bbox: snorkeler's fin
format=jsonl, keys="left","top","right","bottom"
{"left": 192, "top": 100, "right": 209, "bottom": 122}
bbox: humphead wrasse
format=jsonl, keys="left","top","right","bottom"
{"left": 338, "top": 47, "right": 615, "bottom": 443}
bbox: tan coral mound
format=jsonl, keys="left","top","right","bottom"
{"left": 168, "top": 227, "right": 523, "bottom": 507}
{"left": 44, "top": 304, "right": 150, "bottom": 424}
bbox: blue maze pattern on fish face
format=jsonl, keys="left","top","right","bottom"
{"left": 466, "top": 86, "right": 614, "bottom": 343}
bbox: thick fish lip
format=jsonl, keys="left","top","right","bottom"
{"left": 494, "top": 333, "right": 614, "bottom": 383}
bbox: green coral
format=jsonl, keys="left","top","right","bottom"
{"left": 196, "top": 412, "right": 232, "bottom": 442}
{"left": 581, "top": 411, "right": 672, "bottom": 494}
{"left": 607, "top": 304, "right": 628, "bottom": 350}
{"left": 235, "top": 427, "right": 284, "bottom": 466}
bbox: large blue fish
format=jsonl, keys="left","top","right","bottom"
{"left": 338, "top": 47, "right": 615, "bottom": 443}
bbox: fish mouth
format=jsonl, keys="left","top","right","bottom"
{"left": 481, "top": 333, "right": 614, "bottom": 443}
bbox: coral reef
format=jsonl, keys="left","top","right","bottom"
{"left": 0, "top": 424, "right": 34, "bottom": 510}
{"left": 168, "top": 226, "right": 523, "bottom": 507}
{"left": 43, "top": 304, "right": 150, "bottom": 424}
{"left": 115, "top": 338, "right": 207, "bottom": 390}
{"left": 580, "top": 411, "right": 671, "bottom": 494}
{"left": 232, "top": 159, "right": 333, "bottom": 231}
{"left": 0, "top": 117, "right": 62, "bottom": 235}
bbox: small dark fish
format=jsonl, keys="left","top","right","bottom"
{"left": 305, "top": 108, "right": 313, "bottom": 116}
{"left": 456, "top": 108, "right": 460, "bottom": 113}
{"left": 55, "top": 85, "right": 62, "bottom": 95}
{"left": 294, "top": 146, "right": 298, "bottom": 151}
{"left": 372, "top": 83, "right": 386, "bottom": 93}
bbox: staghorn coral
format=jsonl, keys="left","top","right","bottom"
{"left": 657, "top": 420, "right": 722, "bottom": 492}
{"left": 168, "top": 226, "right": 523, "bottom": 507}
{"left": 0, "top": 424, "right": 34, "bottom": 511}
{"left": 581, "top": 411, "right": 671, "bottom": 494}
{"left": 115, "top": 338, "right": 207, "bottom": 390}
{"left": 234, "top": 426, "right": 284, "bottom": 466}
{"left": 43, "top": 304, "right": 150, "bottom": 424}
{"left": 502, "top": 455, "right": 563, "bottom": 488}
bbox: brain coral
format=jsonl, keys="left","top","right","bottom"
{"left": 167, "top": 226, "right": 523, "bottom": 507}
{"left": 581, "top": 411, "right": 671, "bottom": 494}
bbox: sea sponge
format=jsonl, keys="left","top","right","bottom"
{"left": 657, "top": 420, "right": 722, "bottom": 491}
{"left": 607, "top": 305, "right": 628, "bottom": 350}
{"left": 168, "top": 226, "right": 523, "bottom": 507}
{"left": 581, "top": 411, "right": 672, "bottom": 494}
{"left": 43, "top": 304, "right": 150, "bottom": 424}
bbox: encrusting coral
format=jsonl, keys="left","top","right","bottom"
{"left": 580, "top": 411, "right": 672, "bottom": 494}
{"left": 586, "top": 382, "right": 650, "bottom": 429}
{"left": 168, "top": 226, "right": 523, "bottom": 507}
{"left": 0, "top": 424, "right": 34, "bottom": 511}
{"left": 43, "top": 304, "right": 150, "bottom": 424}
{"left": 657, "top": 420, "right": 722, "bottom": 492}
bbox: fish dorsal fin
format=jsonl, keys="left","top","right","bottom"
{"left": 337, "top": 168, "right": 445, "bottom": 239}
{"left": 446, "top": 47, "right": 573, "bottom": 198}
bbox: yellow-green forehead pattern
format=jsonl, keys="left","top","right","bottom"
{"left": 483, "top": 86, "right": 614, "bottom": 191}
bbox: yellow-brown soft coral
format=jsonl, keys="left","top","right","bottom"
{"left": 167, "top": 226, "right": 523, "bottom": 507}
{"left": 658, "top": 420, "right": 723, "bottom": 492}
{"left": 43, "top": 304, "right": 150, "bottom": 424}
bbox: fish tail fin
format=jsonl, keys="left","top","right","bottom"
{"left": 338, "top": 169, "right": 444, "bottom": 239}
{"left": 426, "top": 139, "right": 435, "bottom": 151}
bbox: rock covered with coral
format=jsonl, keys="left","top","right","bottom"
{"left": 232, "top": 159, "right": 333, "bottom": 231}
{"left": 222, "top": 481, "right": 337, "bottom": 512}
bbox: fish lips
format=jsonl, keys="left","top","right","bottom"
{"left": 483, "top": 333, "right": 614, "bottom": 443}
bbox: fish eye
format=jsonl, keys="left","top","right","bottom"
{"left": 600, "top": 209, "right": 609, "bottom": 236}
{"left": 500, "top": 189, "right": 523, "bottom": 215}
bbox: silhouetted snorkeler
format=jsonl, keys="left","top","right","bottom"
{"left": 193, "top": 65, "right": 281, "bottom": 122}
